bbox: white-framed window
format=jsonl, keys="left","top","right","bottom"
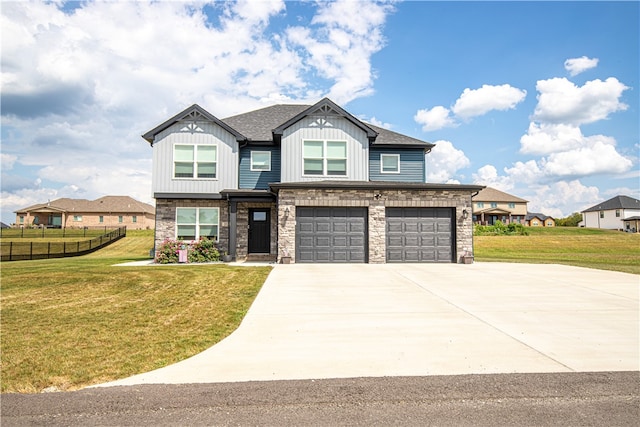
{"left": 118, "top": 216, "right": 123, "bottom": 223}
{"left": 380, "top": 154, "right": 400, "bottom": 174}
{"left": 73, "top": 215, "right": 82, "bottom": 221}
{"left": 477, "top": 202, "right": 484, "bottom": 208}
{"left": 616, "top": 209, "right": 620, "bottom": 217}
{"left": 251, "top": 151, "right": 271, "bottom": 171}
{"left": 174, "top": 144, "right": 217, "bottom": 179}
{"left": 600, "top": 211, "right": 604, "bottom": 219}
{"left": 176, "top": 207, "right": 219, "bottom": 241}
{"left": 491, "top": 203, "right": 498, "bottom": 208}
{"left": 508, "top": 203, "right": 515, "bottom": 209}
{"left": 99, "top": 216, "right": 104, "bottom": 223}
{"left": 303, "top": 140, "right": 347, "bottom": 176}
{"left": 132, "top": 216, "right": 137, "bottom": 223}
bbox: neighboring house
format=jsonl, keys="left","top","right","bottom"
{"left": 581, "top": 195, "right": 640, "bottom": 230}
{"left": 472, "top": 187, "right": 528, "bottom": 225}
{"left": 143, "top": 98, "right": 484, "bottom": 264}
{"left": 14, "top": 196, "right": 155, "bottom": 229}
{"left": 525, "top": 213, "right": 556, "bottom": 227}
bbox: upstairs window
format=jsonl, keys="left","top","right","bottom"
{"left": 176, "top": 207, "right": 219, "bottom": 241}
{"left": 251, "top": 151, "right": 271, "bottom": 171}
{"left": 477, "top": 202, "right": 484, "bottom": 208}
{"left": 380, "top": 154, "right": 400, "bottom": 174}
{"left": 303, "top": 140, "right": 347, "bottom": 176}
{"left": 174, "top": 144, "right": 217, "bottom": 179}
{"left": 615, "top": 209, "right": 620, "bottom": 217}
{"left": 600, "top": 211, "right": 604, "bottom": 219}
{"left": 508, "top": 203, "right": 515, "bottom": 208}
{"left": 490, "top": 203, "right": 498, "bottom": 208}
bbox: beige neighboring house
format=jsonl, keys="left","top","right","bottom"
{"left": 14, "top": 196, "right": 155, "bottom": 229}
{"left": 524, "top": 213, "right": 556, "bottom": 227}
{"left": 472, "top": 187, "right": 528, "bottom": 225}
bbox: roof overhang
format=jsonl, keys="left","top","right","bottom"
{"left": 270, "top": 180, "right": 485, "bottom": 192}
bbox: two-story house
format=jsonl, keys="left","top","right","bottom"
{"left": 472, "top": 187, "right": 528, "bottom": 225}
{"left": 143, "top": 98, "right": 483, "bottom": 264}
{"left": 582, "top": 195, "right": 640, "bottom": 230}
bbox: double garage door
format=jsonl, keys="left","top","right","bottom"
{"left": 296, "top": 207, "right": 454, "bottom": 263}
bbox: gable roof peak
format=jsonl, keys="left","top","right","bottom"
{"left": 142, "top": 104, "right": 246, "bottom": 145}
{"left": 272, "top": 97, "right": 378, "bottom": 143}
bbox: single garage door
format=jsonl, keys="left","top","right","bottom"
{"left": 386, "top": 207, "right": 454, "bottom": 263}
{"left": 296, "top": 207, "right": 367, "bottom": 263}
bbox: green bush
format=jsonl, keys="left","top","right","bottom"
{"left": 154, "top": 238, "right": 220, "bottom": 264}
{"left": 474, "top": 222, "right": 529, "bottom": 236}
{"left": 188, "top": 237, "right": 220, "bottom": 263}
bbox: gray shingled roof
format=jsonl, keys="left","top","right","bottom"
{"left": 16, "top": 196, "right": 154, "bottom": 214}
{"left": 222, "top": 104, "right": 308, "bottom": 142}
{"left": 222, "top": 102, "right": 432, "bottom": 147}
{"left": 144, "top": 99, "right": 435, "bottom": 148}
{"left": 582, "top": 195, "right": 640, "bottom": 212}
{"left": 472, "top": 187, "right": 528, "bottom": 203}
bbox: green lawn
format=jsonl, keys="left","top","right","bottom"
{"left": 475, "top": 227, "right": 640, "bottom": 274}
{"left": 1, "top": 230, "right": 272, "bottom": 393}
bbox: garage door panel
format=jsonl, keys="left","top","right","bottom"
{"left": 296, "top": 207, "right": 367, "bottom": 263}
{"left": 386, "top": 208, "right": 454, "bottom": 263}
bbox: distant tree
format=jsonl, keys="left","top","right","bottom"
{"left": 556, "top": 212, "right": 582, "bottom": 227}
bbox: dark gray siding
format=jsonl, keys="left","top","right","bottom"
{"left": 239, "top": 147, "right": 281, "bottom": 190}
{"left": 369, "top": 147, "right": 424, "bottom": 182}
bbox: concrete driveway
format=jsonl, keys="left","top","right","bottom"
{"left": 99, "top": 263, "right": 639, "bottom": 387}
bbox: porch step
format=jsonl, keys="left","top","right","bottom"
{"left": 245, "top": 253, "right": 276, "bottom": 262}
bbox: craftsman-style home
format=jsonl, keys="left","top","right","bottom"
{"left": 143, "top": 98, "right": 483, "bottom": 263}
{"left": 472, "top": 187, "right": 528, "bottom": 225}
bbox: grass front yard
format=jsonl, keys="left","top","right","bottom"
{"left": 1, "top": 230, "right": 271, "bottom": 393}
{"left": 474, "top": 227, "right": 640, "bottom": 274}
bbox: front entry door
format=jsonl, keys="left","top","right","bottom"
{"left": 248, "top": 208, "right": 270, "bottom": 253}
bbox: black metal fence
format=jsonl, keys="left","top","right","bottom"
{"left": 0, "top": 227, "right": 127, "bottom": 262}
{"left": 0, "top": 226, "right": 116, "bottom": 239}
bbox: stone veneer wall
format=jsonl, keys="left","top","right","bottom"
{"left": 236, "top": 202, "right": 277, "bottom": 260}
{"left": 154, "top": 198, "right": 229, "bottom": 252}
{"left": 277, "top": 188, "right": 474, "bottom": 264}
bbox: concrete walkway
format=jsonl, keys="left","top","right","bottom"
{"left": 98, "top": 263, "right": 639, "bottom": 387}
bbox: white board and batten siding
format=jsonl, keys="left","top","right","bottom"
{"left": 152, "top": 121, "right": 239, "bottom": 195}
{"left": 280, "top": 116, "right": 369, "bottom": 182}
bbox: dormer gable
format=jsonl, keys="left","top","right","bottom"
{"left": 142, "top": 104, "right": 246, "bottom": 146}
{"left": 272, "top": 98, "right": 378, "bottom": 144}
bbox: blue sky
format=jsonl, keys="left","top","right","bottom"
{"left": 1, "top": 0, "right": 638, "bottom": 225}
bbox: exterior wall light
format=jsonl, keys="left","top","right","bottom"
{"left": 462, "top": 209, "right": 469, "bottom": 220}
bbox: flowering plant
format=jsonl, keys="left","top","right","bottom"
{"left": 154, "top": 237, "right": 220, "bottom": 264}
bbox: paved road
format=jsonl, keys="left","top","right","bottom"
{"left": 2, "top": 372, "right": 638, "bottom": 426}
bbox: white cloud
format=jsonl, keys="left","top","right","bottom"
{"left": 1, "top": 153, "right": 17, "bottom": 170}
{"left": 528, "top": 180, "right": 600, "bottom": 217}
{"left": 564, "top": 56, "right": 599, "bottom": 76}
{"left": 0, "top": 0, "right": 395, "bottom": 223}
{"left": 414, "top": 83, "right": 526, "bottom": 131}
{"left": 414, "top": 106, "right": 456, "bottom": 132}
{"left": 533, "top": 77, "right": 629, "bottom": 125}
{"left": 426, "top": 140, "right": 470, "bottom": 183}
{"left": 451, "top": 84, "right": 527, "bottom": 119}
{"left": 363, "top": 116, "right": 392, "bottom": 130}
{"left": 286, "top": 0, "right": 394, "bottom": 104}
{"left": 542, "top": 140, "right": 633, "bottom": 177}
{"left": 472, "top": 164, "right": 514, "bottom": 192}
